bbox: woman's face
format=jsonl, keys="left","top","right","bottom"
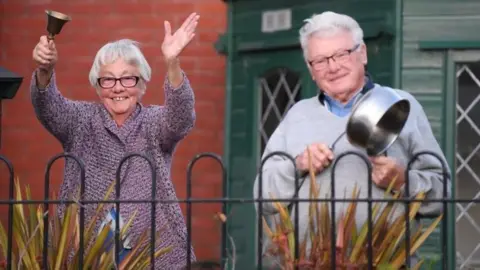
{"left": 97, "top": 59, "right": 143, "bottom": 124}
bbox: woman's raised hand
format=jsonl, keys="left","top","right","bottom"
{"left": 161, "top": 12, "right": 200, "bottom": 63}
{"left": 32, "top": 35, "right": 58, "bottom": 72}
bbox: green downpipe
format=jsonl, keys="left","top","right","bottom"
{"left": 443, "top": 50, "right": 457, "bottom": 270}
{"left": 393, "top": 0, "right": 403, "bottom": 89}
{"left": 222, "top": 1, "right": 234, "bottom": 269}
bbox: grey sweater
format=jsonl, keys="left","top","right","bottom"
{"left": 253, "top": 84, "right": 451, "bottom": 256}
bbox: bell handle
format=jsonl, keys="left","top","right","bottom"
{"left": 47, "top": 33, "right": 55, "bottom": 41}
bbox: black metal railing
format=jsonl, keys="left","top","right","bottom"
{"left": 257, "top": 150, "right": 452, "bottom": 270}
{"left": 0, "top": 149, "right": 464, "bottom": 269}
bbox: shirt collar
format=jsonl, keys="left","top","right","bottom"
{"left": 323, "top": 87, "right": 363, "bottom": 109}
{"left": 317, "top": 72, "right": 375, "bottom": 107}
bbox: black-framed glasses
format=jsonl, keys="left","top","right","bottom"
{"left": 97, "top": 76, "right": 140, "bottom": 89}
{"left": 308, "top": 43, "right": 360, "bottom": 71}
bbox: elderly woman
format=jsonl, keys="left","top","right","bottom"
{"left": 30, "top": 12, "right": 200, "bottom": 269}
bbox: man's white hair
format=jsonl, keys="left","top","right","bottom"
{"left": 299, "top": 11, "right": 364, "bottom": 60}
{"left": 88, "top": 39, "right": 152, "bottom": 95}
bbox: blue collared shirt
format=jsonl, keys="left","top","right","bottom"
{"left": 323, "top": 89, "right": 363, "bottom": 117}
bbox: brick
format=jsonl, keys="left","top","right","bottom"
{"left": 187, "top": 163, "right": 225, "bottom": 182}
{"left": 93, "top": 15, "right": 136, "bottom": 30}
{"left": 61, "top": 3, "right": 113, "bottom": 15}
{"left": 152, "top": 3, "right": 195, "bottom": 16}
{"left": 197, "top": 31, "right": 225, "bottom": 44}
{"left": 115, "top": 29, "right": 159, "bottom": 44}
{"left": 2, "top": 3, "right": 25, "bottom": 14}
{"left": 195, "top": 114, "right": 224, "bottom": 131}
{"left": 175, "top": 57, "right": 197, "bottom": 72}
{"left": 181, "top": 42, "right": 218, "bottom": 58}
{"left": 134, "top": 16, "right": 165, "bottom": 30}
{"left": 196, "top": 57, "right": 226, "bottom": 71}
{"left": 58, "top": 59, "right": 95, "bottom": 74}
{"left": 196, "top": 86, "right": 225, "bottom": 103}
{"left": 2, "top": 16, "right": 45, "bottom": 30}
{"left": 195, "top": 2, "right": 227, "bottom": 13}
{"left": 112, "top": 3, "right": 155, "bottom": 14}
{"left": 197, "top": 16, "right": 226, "bottom": 30}
{"left": 188, "top": 73, "right": 225, "bottom": 87}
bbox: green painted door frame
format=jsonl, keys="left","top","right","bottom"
{"left": 442, "top": 50, "right": 456, "bottom": 270}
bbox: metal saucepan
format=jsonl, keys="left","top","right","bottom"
{"left": 330, "top": 87, "right": 411, "bottom": 156}
{"left": 345, "top": 87, "right": 411, "bottom": 156}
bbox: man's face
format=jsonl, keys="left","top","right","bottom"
{"left": 306, "top": 31, "right": 367, "bottom": 102}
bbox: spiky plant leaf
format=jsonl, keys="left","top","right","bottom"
{"left": 262, "top": 160, "right": 445, "bottom": 270}
{"left": 0, "top": 179, "right": 173, "bottom": 270}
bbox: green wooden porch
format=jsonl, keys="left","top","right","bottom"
{"left": 215, "top": 0, "right": 480, "bottom": 269}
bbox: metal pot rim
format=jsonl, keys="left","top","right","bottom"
{"left": 345, "top": 88, "right": 411, "bottom": 156}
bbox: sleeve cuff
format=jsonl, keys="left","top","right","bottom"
{"left": 32, "top": 68, "right": 55, "bottom": 93}
{"left": 164, "top": 70, "right": 187, "bottom": 92}
{"left": 275, "top": 159, "right": 304, "bottom": 191}
{"left": 397, "top": 171, "right": 431, "bottom": 197}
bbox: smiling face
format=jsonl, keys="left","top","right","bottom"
{"left": 97, "top": 58, "right": 143, "bottom": 125}
{"left": 306, "top": 30, "right": 367, "bottom": 103}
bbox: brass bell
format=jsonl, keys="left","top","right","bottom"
{"left": 45, "top": 10, "right": 71, "bottom": 40}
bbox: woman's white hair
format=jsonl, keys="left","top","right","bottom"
{"left": 299, "top": 11, "right": 364, "bottom": 60}
{"left": 88, "top": 39, "right": 151, "bottom": 95}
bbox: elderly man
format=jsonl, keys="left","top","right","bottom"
{"left": 253, "top": 11, "right": 451, "bottom": 265}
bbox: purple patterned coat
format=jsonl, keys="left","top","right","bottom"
{"left": 30, "top": 69, "right": 196, "bottom": 269}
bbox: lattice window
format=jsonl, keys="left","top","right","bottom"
{"left": 455, "top": 61, "right": 480, "bottom": 269}
{"left": 258, "top": 67, "right": 301, "bottom": 156}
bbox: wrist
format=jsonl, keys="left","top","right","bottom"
{"left": 166, "top": 60, "right": 183, "bottom": 89}
{"left": 35, "top": 68, "right": 53, "bottom": 89}
{"left": 37, "top": 67, "right": 53, "bottom": 76}
{"left": 165, "top": 57, "right": 179, "bottom": 67}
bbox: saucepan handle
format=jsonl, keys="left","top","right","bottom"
{"left": 328, "top": 131, "right": 387, "bottom": 159}
{"left": 328, "top": 131, "right": 346, "bottom": 153}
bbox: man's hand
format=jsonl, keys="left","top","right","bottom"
{"left": 295, "top": 143, "right": 334, "bottom": 173}
{"left": 370, "top": 156, "right": 405, "bottom": 191}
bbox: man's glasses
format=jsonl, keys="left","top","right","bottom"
{"left": 97, "top": 76, "right": 140, "bottom": 89}
{"left": 308, "top": 44, "right": 360, "bottom": 71}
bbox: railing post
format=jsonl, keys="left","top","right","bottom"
{"left": 115, "top": 153, "right": 156, "bottom": 270}
{"left": 330, "top": 151, "right": 373, "bottom": 269}
{"left": 186, "top": 152, "right": 227, "bottom": 270}
{"left": 406, "top": 151, "right": 450, "bottom": 269}
{"left": 44, "top": 153, "right": 85, "bottom": 269}
{"left": 0, "top": 155, "right": 15, "bottom": 270}
{"left": 256, "top": 151, "right": 299, "bottom": 270}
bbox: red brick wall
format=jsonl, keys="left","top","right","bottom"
{"left": 0, "top": 0, "right": 226, "bottom": 262}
